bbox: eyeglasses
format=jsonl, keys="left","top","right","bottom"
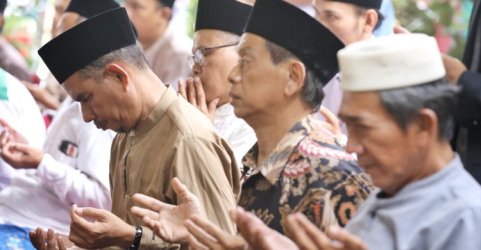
{"left": 187, "top": 43, "right": 238, "bottom": 69}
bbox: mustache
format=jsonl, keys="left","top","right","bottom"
{"left": 94, "top": 120, "right": 107, "bottom": 128}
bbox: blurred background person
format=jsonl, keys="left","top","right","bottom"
{"left": 0, "top": 0, "right": 31, "bottom": 82}
{"left": 125, "top": 0, "right": 192, "bottom": 89}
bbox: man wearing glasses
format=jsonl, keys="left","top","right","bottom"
{"left": 178, "top": 0, "right": 257, "bottom": 172}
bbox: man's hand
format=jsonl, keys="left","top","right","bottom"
{"left": 233, "top": 207, "right": 298, "bottom": 250}
{"left": 0, "top": 119, "right": 28, "bottom": 148}
{"left": 29, "top": 228, "right": 67, "bottom": 250}
{"left": 287, "top": 213, "right": 367, "bottom": 250}
{"left": 319, "top": 107, "right": 343, "bottom": 140}
{"left": 393, "top": 25, "right": 410, "bottom": 34}
{"left": 442, "top": 53, "right": 467, "bottom": 84}
{"left": 69, "top": 204, "right": 136, "bottom": 249}
{"left": 130, "top": 177, "right": 203, "bottom": 244}
{"left": 185, "top": 215, "right": 246, "bottom": 250}
{"left": 178, "top": 77, "right": 219, "bottom": 124}
{"left": 0, "top": 141, "right": 43, "bottom": 169}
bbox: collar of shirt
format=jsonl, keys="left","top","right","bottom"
{"left": 242, "top": 114, "right": 319, "bottom": 185}
{"left": 131, "top": 85, "right": 177, "bottom": 136}
{"left": 370, "top": 153, "right": 464, "bottom": 211}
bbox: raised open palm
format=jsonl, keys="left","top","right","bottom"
{"left": 131, "top": 177, "right": 203, "bottom": 244}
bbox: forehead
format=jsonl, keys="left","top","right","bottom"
{"left": 340, "top": 91, "right": 392, "bottom": 121}
{"left": 238, "top": 33, "right": 269, "bottom": 55}
{"left": 62, "top": 73, "right": 95, "bottom": 97}
{"left": 193, "top": 30, "right": 225, "bottom": 49}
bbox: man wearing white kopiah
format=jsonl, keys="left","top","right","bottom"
{"left": 338, "top": 34, "right": 481, "bottom": 250}
{"left": 219, "top": 33, "right": 481, "bottom": 250}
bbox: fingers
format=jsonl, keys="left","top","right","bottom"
{"left": 0, "top": 128, "right": 9, "bottom": 148}
{"left": 184, "top": 219, "right": 219, "bottom": 250}
{"left": 393, "top": 25, "right": 410, "bottom": 34}
{"left": 187, "top": 78, "right": 197, "bottom": 107}
{"left": 328, "top": 226, "right": 367, "bottom": 250}
{"left": 287, "top": 213, "right": 331, "bottom": 250}
{"left": 29, "top": 228, "right": 46, "bottom": 250}
{"left": 57, "top": 236, "right": 67, "bottom": 250}
{"left": 75, "top": 207, "right": 107, "bottom": 221}
{"left": 7, "top": 142, "right": 32, "bottom": 154}
{"left": 0, "top": 141, "right": 22, "bottom": 167}
{"left": 132, "top": 193, "right": 172, "bottom": 213}
{"left": 193, "top": 77, "right": 208, "bottom": 111}
{"left": 130, "top": 205, "right": 160, "bottom": 221}
{"left": 70, "top": 204, "right": 93, "bottom": 232}
{"left": 319, "top": 107, "right": 339, "bottom": 127}
{"left": 179, "top": 79, "right": 188, "bottom": 100}
{"left": 172, "top": 177, "right": 198, "bottom": 204}
{"left": 0, "top": 119, "right": 12, "bottom": 130}
{"left": 46, "top": 229, "right": 57, "bottom": 250}
{"left": 186, "top": 233, "right": 209, "bottom": 250}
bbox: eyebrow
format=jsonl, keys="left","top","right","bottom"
{"left": 75, "top": 93, "right": 87, "bottom": 102}
{"left": 339, "top": 114, "right": 362, "bottom": 123}
{"left": 237, "top": 46, "right": 252, "bottom": 55}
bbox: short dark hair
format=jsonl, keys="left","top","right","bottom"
{"left": 265, "top": 41, "right": 325, "bottom": 112}
{"left": 355, "top": 7, "right": 384, "bottom": 31}
{"left": 78, "top": 44, "right": 150, "bottom": 83}
{"left": 379, "top": 78, "right": 460, "bottom": 141}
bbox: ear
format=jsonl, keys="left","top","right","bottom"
{"left": 363, "top": 9, "right": 378, "bottom": 35}
{"left": 411, "top": 108, "right": 439, "bottom": 147}
{"left": 105, "top": 63, "right": 131, "bottom": 92}
{"left": 284, "top": 60, "right": 306, "bottom": 97}
{"left": 160, "top": 7, "right": 172, "bottom": 21}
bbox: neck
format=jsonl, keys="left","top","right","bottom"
{"left": 246, "top": 100, "right": 313, "bottom": 166}
{"left": 137, "top": 70, "right": 167, "bottom": 122}
{"left": 384, "top": 141, "right": 454, "bottom": 198}
{"left": 140, "top": 24, "right": 168, "bottom": 51}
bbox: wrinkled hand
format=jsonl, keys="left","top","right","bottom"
{"left": 69, "top": 204, "right": 136, "bottom": 249}
{"left": 0, "top": 119, "right": 28, "bottom": 148}
{"left": 0, "top": 141, "right": 43, "bottom": 169}
{"left": 319, "top": 107, "right": 343, "bottom": 140}
{"left": 288, "top": 213, "right": 367, "bottom": 250}
{"left": 185, "top": 215, "right": 246, "bottom": 250}
{"left": 178, "top": 77, "right": 219, "bottom": 124}
{"left": 131, "top": 177, "right": 203, "bottom": 244}
{"left": 29, "top": 228, "right": 68, "bottom": 250}
{"left": 233, "top": 207, "right": 298, "bottom": 250}
{"left": 442, "top": 53, "right": 467, "bottom": 84}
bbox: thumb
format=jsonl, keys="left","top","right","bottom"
{"left": 208, "top": 98, "right": 220, "bottom": 115}
{"left": 75, "top": 207, "right": 107, "bottom": 221}
{"left": 171, "top": 177, "right": 197, "bottom": 203}
{"left": 0, "top": 119, "right": 11, "bottom": 129}
{"left": 393, "top": 25, "right": 410, "bottom": 34}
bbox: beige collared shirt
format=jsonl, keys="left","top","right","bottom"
{"left": 143, "top": 26, "right": 193, "bottom": 89}
{"left": 109, "top": 86, "right": 240, "bottom": 250}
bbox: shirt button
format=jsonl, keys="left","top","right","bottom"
{"left": 131, "top": 139, "right": 136, "bottom": 146}
{"left": 474, "top": 121, "right": 478, "bottom": 126}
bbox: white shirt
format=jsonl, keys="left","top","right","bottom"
{"left": 0, "top": 69, "right": 46, "bottom": 190}
{"left": 213, "top": 103, "right": 257, "bottom": 169}
{"left": 0, "top": 97, "right": 114, "bottom": 233}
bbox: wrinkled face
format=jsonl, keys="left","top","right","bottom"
{"left": 192, "top": 30, "right": 239, "bottom": 104}
{"left": 339, "top": 91, "right": 422, "bottom": 195}
{"left": 52, "top": 0, "right": 71, "bottom": 37}
{"left": 125, "top": 0, "right": 164, "bottom": 45}
{"left": 227, "top": 33, "right": 289, "bottom": 120}
{"left": 312, "top": 0, "right": 365, "bottom": 45}
{"left": 62, "top": 71, "right": 138, "bottom": 133}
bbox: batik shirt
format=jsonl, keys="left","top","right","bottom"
{"left": 238, "top": 115, "right": 373, "bottom": 237}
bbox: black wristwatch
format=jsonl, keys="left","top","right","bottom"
{"left": 128, "top": 226, "right": 143, "bottom": 250}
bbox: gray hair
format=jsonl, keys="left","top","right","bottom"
{"left": 78, "top": 45, "right": 150, "bottom": 84}
{"left": 265, "top": 41, "right": 325, "bottom": 112}
{"left": 215, "top": 31, "right": 241, "bottom": 44}
{"left": 379, "top": 78, "right": 459, "bottom": 141}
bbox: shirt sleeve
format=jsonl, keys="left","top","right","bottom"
{"left": 35, "top": 124, "right": 113, "bottom": 210}
{"left": 168, "top": 134, "right": 239, "bottom": 236}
